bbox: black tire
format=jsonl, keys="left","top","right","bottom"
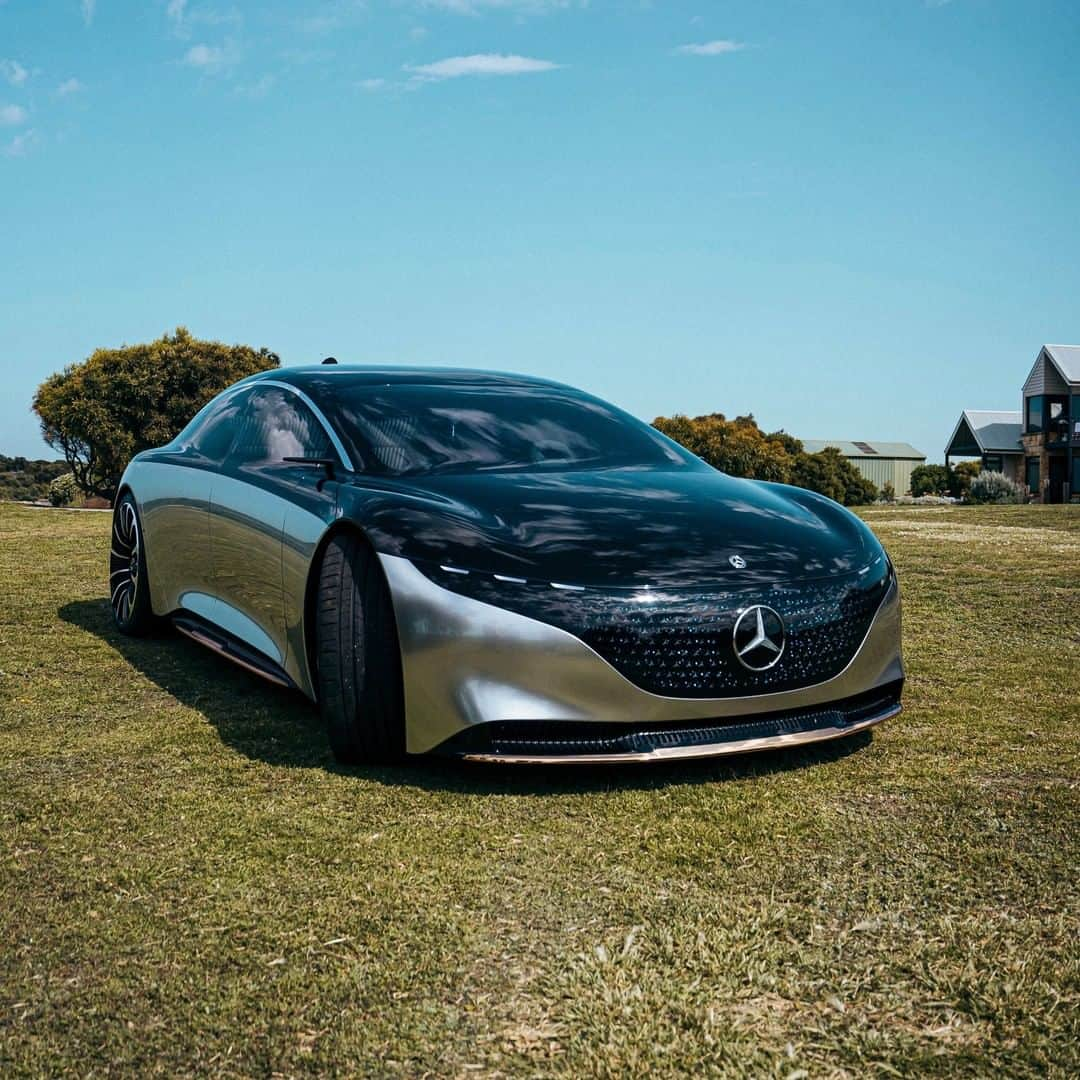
{"left": 109, "top": 492, "right": 157, "bottom": 636}
{"left": 316, "top": 531, "right": 406, "bottom": 764}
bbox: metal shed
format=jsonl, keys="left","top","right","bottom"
{"left": 800, "top": 440, "right": 926, "bottom": 495}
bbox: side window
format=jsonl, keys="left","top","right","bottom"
{"left": 229, "top": 388, "right": 335, "bottom": 467}
{"left": 178, "top": 390, "right": 248, "bottom": 463}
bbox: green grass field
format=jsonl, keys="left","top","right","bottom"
{"left": 1, "top": 502, "right": 1077, "bottom": 1077}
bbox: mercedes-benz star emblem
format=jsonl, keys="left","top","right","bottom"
{"left": 732, "top": 605, "right": 785, "bottom": 671}
{"left": 728, "top": 554, "right": 747, "bottom": 569}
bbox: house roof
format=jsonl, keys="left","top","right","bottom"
{"left": 1042, "top": 344, "right": 1080, "bottom": 385}
{"left": 801, "top": 439, "right": 925, "bottom": 459}
{"left": 946, "top": 410, "right": 1023, "bottom": 456}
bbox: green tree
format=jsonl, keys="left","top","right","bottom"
{"left": 652, "top": 415, "right": 878, "bottom": 506}
{"left": 950, "top": 459, "right": 982, "bottom": 498}
{"left": 910, "top": 464, "right": 952, "bottom": 497}
{"left": 33, "top": 328, "right": 279, "bottom": 501}
{"left": 652, "top": 413, "right": 795, "bottom": 482}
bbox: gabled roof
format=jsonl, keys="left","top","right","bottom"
{"left": 801, "top": 439, "right": 925, "bottom": 459}
{"left": 945, "top": 410, "right": 1023, "bottom": 457}
{"left": 1042, "top": 344, "right": 1080, "bottom": 385}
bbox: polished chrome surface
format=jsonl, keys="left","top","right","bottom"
{"left": 208, "top": 472, "right": 289, "bottom": 667}
{"left": 732, "top": 605, "right": 785, "bottom": 672}
{"left": 379, "top": 552, "right": 903, "bottom": 755}
{"left": 121, "top": 454, "right": 329, "bottom": 700}
{"left": 128, "top": 459, "right": 214, "bottom": 619}
{"left": 462, "top": 703, "right": 901, "bottom": 765}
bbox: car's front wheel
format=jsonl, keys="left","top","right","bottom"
{"left": 316, "top": 531, "right": 406, "bottom": 764}
{"left": 109, "top": 492, "right": 156, "bottom": 636}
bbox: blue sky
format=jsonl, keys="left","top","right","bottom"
{"left": 1, "top": 0, "right": 1078, "bottom": 462}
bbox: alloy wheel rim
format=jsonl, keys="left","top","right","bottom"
{"left": 109, "top": 502, "right": 139, "bottom": 623}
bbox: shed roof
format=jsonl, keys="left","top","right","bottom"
{"left": 945, "top": 410, "right": 1023, "bottom": 456}
{"left": 801, "top": 439, "right": 925, "bottom": 460}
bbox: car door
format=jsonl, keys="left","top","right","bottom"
{"left": 208, "top": 384, "right": 340, "bottom": 680}
{"left": 139, "top": 388, "right": 248, "bottom": 623}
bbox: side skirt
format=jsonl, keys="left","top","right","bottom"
{"left": 171, "top": 612, "right": 299, "bottom": 691}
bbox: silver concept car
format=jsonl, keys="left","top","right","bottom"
{"left": 111, "top": 365, "right": 903, "bottom": 764}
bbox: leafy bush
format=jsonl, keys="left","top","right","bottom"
{"left": 33, "top": 327, "right": 279, "bottom": 502}
{"left": 951, "top": 459, "right": 981, "bottom": 497}
{"left": 652, "top": 414, "right": 877, "bottom": 506}
{"left": 910, "top": 464, "right": 951, "bottom": 497}
{"left": 968, "top": 470, "right": 1025, "bottom": 505}
{"left": 48, "top": 473, "right": 78, "bottom": 507}
{"left": 880, "top": 482, "right": 896, "bottom": 503}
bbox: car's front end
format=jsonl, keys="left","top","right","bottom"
{"left": 377, "top": 548, "right": 902, "bottom": 762}
{"left": 308, "top": 369, "right": 903, "bottom": 764}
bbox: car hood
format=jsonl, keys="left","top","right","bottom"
{"left": 342, "top": 465, "right": 881, "bottom": 589}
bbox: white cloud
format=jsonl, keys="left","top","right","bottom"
{"left": 1, "top": 59, "right": 28, "bottom": 87}
{"left": 3, "top": 128, "right": 36, "bottom": 157}
{"left": 0, "top": 103, "right": 28, "bottom": 125}
{"left": 359, "top": 77, "right": 386, "bottom": 90}
{"left": 675, "top": 40, "right": 745, "bottom": 56}
{"left": 167, "top": 0, "right": 187, "bottom": 21}
{"left": 183, "top": 42, "right": 238, "bottom": 71}
{"left": 81, "top": 0, "right": 96, "bottom": 26}
{"left": 57, "top": 77, "right": 85, "bottom": 96}
{"left": 408, "top": 53, "right": 560, "bottom": 80}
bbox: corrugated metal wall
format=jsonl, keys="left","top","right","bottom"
{"left": 848, "top": 457, "right": 922, "bottom": 495}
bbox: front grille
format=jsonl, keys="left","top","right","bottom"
{"left": 423, "top": 558, "right": 893, "bottom": 698}
{"left": 579, "top": 574, "right": 887, "bottom": 696}
{"left": 439, "top": 681, "right": 903, "bottom": 759}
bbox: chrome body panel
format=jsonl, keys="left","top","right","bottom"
{"left": 121, "top": 452, "right": 334, "bottom": 701}
{"left": 209, "top": 472, "right": 289, "bottom": 667}
{"left": 127, "top": 458, "right": 214, "bottom": 619}
{"left": 379, "top": 553, "right": 904, "bottom": 755}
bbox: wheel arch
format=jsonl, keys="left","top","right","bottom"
{"left": 300, "top": 520, "right": 383, "bottom": 702}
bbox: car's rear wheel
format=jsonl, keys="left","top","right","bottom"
{"left": 316, "top": 531, "right": 406, "bottom": 764}
{"left": 110, "top": 493, "right": 156, "bottom": 636}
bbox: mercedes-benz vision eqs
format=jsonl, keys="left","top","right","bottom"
{"left": 110, "top": 365, "right": 903, "bottom": 764}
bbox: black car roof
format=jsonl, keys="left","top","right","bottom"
{"left": 250, "top": 364, "right": 571, "bottom": 392}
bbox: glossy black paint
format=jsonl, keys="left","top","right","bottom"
{"left": 140, "top": 365, "right": 887, "bottom": 593}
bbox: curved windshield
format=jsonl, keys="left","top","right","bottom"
{"left": 313, "top": 381, "right": 694, "bottom": 477}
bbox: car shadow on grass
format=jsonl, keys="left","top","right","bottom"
{"left": 60, "top": 598, "right": 874, "bottom": 795}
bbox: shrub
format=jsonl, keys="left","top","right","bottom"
{"left": 951, "top": 459, "right": 981, "bottom": 497}
{"left": 48, "top": 473, "right": 78, "bottom": 507}
{"left": 968, "top": 470, "right": 1025, "bottom": 505}
{"left": 910, "top": 464, "right": 951, "bottom": 497}
{"left": 880, "top": 482, "right": 896, "bottom": 503}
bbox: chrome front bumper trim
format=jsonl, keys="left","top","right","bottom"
{"left": 459, "top": 703, "right": 900, "bottom": 765}
{"left": 378, "top": 553, "right": 904, "bottom": 755}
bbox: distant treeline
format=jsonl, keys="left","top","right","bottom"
{"left": 0, "top": 455, "right": 69, "bottom": 502}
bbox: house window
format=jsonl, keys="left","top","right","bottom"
{"left": 1026, "top": 396, "right": 1043, "bottom": 433}
{"left": 1026, "top": 456, "right": 1040, "bottom": 494}
{"left": 983, "top": 455, "right": 1003, "bottom": 473}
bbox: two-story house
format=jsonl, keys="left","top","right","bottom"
{"left": 945, "top": 344, "right": 1080, "bottom": 503}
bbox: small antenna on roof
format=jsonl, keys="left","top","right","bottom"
{"left": 322, "top": 356, "right": 338, "bottom": 365}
